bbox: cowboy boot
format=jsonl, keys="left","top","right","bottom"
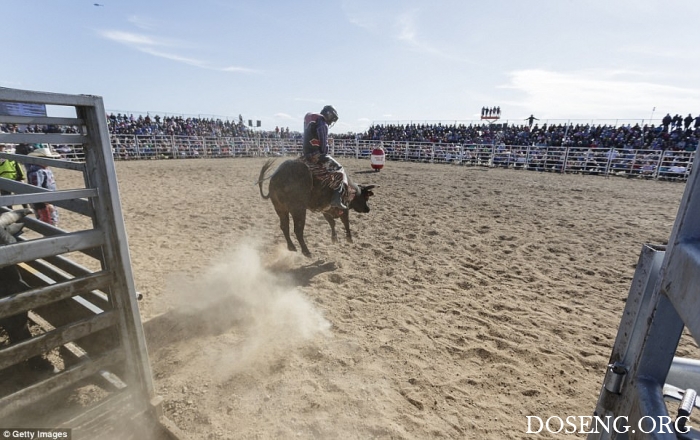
{"left": 331, "top": 188, "right": 347, "bottom": 210}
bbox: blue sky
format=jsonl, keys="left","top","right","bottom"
{"left": 3, "top": 0, "right": 699, "bottom": 133}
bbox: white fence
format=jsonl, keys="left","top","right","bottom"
{"left": 97, "top": 135, "right": 697, "bottom": 181}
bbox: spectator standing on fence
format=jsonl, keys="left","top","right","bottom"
{"left": 25, "top": 146, "right": 61, "bottom": 226}
{"left": 0, "top": 143, "right": 26, "bottom": 209}
{"left": 684, "top": 114, "right": 693, "bottom": 130}
{"left": 662, "top": 113, "right": 673, "bottom": 132}
{"left": 526, "top": 114, "right": 539, "bottom": 128}
{"left": 673, "top": 114, "right": 683, "bottom": 129}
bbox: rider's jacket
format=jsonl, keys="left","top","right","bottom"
{"left": 302, "top": 113, "right": 329, "bottom": 158}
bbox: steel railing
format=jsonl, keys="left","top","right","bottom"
{"left": 9, "top": 134, "right": 691, "bottom": 181}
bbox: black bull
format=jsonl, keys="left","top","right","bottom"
{"left": 258, "top": 159, "right": 375, "bottom": 257}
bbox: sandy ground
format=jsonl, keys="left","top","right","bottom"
{"left": 56, "top": 157, "right": 694, "bottom": 439}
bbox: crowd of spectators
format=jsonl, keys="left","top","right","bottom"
{"left": 105, "top": 111, "right": 700, "bottom": 152}
{"left": 106, "top": 113, "right": 295, "bottom": 139}
{"left": 362, "top": 116, "right": 700, "bottom": 152}
{"left": 2, "top": 111, "right": 699, "bottom": 152}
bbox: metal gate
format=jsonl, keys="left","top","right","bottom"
{"left": 589, "top": 147, "right": 700, "bottom": 439}
{"left": 0, "top": 88, "right": 182, "bottom": 439}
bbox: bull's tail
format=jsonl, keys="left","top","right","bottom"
{"left": 257, "top": 159, "right": 276, "bottom": 199}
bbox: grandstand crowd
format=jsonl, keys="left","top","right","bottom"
{"left": 363, "top": 114, "right": 700, "bottom": 152}
{"left": 88, "top": 111, "right": 700, "bottom": 152}
{"left": 2, "top": 111, "right": 699, "bottom": 151}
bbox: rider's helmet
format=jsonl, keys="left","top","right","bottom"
{"left": 320, "top": 105, "right": 339, "bottom": 126}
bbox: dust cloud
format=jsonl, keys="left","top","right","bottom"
{"left": 158, "top": 239, "right": 331, "bottom": 378}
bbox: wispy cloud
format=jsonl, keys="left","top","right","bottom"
{"left": 127, "top": 15, "right": 158, "bottom": 31}
{"left": 221, "top": 66, "right": 258, "bottom": 73}
{"left": 137, "top": 46, "right": 208, "bottom": 68}
{"left": 102, "top": 30, "right": 164, "bottom": 46}
{"left": 274, "top": 112, "right": 295, "bottom": 121}
{"left": 343, "top": 2, "right": 453, "bottom": 60}
{"left": 340, "top": 0, "right": 378, "bottom": 30}
{"left": 500, "top": 69, "right": 700, "bottom": 118}
{"left": 98, "top": 30, "right": 259, "bottom": 73}
{"left": 392, "top": 9, "right": 462, "bottom": 61}
{"left": 394, "top": 10, "right": 418, "bottom": 45}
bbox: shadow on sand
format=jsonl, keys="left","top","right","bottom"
{"left": 269, "top": 259, "right": 337, "bottom": 287}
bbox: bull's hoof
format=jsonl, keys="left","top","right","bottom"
{"left": 287, "top": 244, "right": 297, "bottom": 252}
{"left": 331, "top": 235, "right": 339, "bottom": 244}
{"left": 345, "top": 236, "right": 354, "bottom": 243}
{"left": 302, "top": 249, "right": 312, "bottom": 258}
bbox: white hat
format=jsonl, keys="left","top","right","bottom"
{"left": 29, "top": 147, "right": 61, "bottom": 159}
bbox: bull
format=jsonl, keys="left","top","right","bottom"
{"left": 258, "top": 159, "right": 375, "bottom": 257}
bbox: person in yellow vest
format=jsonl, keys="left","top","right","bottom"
{"left": 0, "top": 144, "right": 26, "bottom": 209}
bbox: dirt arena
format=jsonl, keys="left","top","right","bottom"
{"left": 57, "top": 157, "right": 691, "bottom": 439}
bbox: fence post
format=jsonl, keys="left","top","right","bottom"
{"left": 134, "top": 135, "right": 141, "bottom": 160}
{"left": 526, "top": 145, "right": 531, "bottom": 170}
{"left": 631, "top": 150, "right": 641, "bottom": 177}
{"left": 149, "top": 134, "right": 155, "bottom": 159}
{"left": 562, "top": 147, "right": 570, "bottom": 174}
{"left": 604, "top": 149, "right": 615, "bottom": 176}
{"left": 654, "top": 152, "right": 663, "bottom": 180}
{"left": 690, "top": 147, "right": 697, "bottom": 177}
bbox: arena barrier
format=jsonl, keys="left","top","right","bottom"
{"left": 0, "top": 88, "right": 184, "bottom": 439}
{"left": 588, "top": 148, "right": 700, "bottom": 439}
{"left": 99, "top": 135, "right": 697, "bottom": 181}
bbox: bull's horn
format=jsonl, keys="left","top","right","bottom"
{"left": 362, "top": 185, "right": 377, "bottom": 191}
